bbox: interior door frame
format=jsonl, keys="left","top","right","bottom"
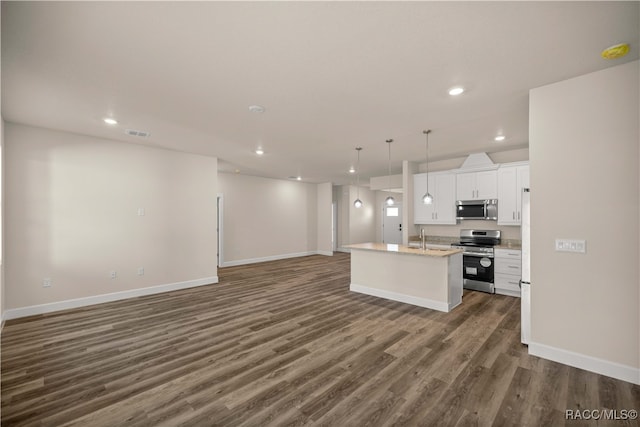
{"left": 217, "top": 193, "right": 224, "bottom": 267}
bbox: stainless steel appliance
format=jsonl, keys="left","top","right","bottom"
{"left": 452, "top": 229, "right": 501, "bottom": 293}
{"left": 520, "top": 188, "right": 531, "bottom": 344}
{"left": 456, "top": 199, "right": 498, "bottom": 220}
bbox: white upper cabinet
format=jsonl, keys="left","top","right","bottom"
{"left": 414, "top": 172, "right": 456, "bottom": 224}
{"left": 497, "top": 163, "right": 530, "bottom": 225}
{"left": 456, "top": 170, "right": 497, "bottom": 200}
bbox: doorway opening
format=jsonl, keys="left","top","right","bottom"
{"left": 382, "top": 203, "right": 403, "bottom": 244}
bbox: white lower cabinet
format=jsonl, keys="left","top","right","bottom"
{"left": 494, "top": 248, "right": 521, "bottom": 297}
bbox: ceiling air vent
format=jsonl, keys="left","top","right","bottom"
{"left": 125, "top": 129, "right": 151, "bottom": 138}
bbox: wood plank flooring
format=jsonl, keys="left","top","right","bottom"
{"left": 2, "top": 253, "right": 638, "bottom": 426}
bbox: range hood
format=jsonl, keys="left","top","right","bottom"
{"left": 455, "top": 152, "right": 499, "bottom": 172}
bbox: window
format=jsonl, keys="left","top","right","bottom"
{"left": 386, "top": 207, "right": 399, "bottom": 217}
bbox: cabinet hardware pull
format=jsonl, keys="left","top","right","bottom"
{"left": 512, "top": 212, "right": 515, "bottom": 220}
{"left": 508, "top": 265, "right": 519, "bottom": 269}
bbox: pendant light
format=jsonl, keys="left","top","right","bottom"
{"left": 422, "top": 130, "right": 434, "bottom": 205}
{"left": 384, "top": 139, "right": 395, "bottom": 206}
{"left": 353, "top": 147, "right": 363, "bottom": 208}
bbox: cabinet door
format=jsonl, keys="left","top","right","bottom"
{"left": 456, "top": 173, "right": 475, "bottom": 200}
{"left": 497, "top": 167, "right": 518, "bottom": 225}
{"left": 434, "top": 173, "right": 456, "bottom": 224}
{"left": 413, "top": 173, "right": 435, "bottom": 224}
{"left": 475, "top": 170, "right": 498, "bottom": 199}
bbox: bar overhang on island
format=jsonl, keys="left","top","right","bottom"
{"left": 346, "top": 243, "right": 463, "bottom": 313}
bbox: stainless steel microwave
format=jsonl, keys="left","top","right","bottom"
{"left": 456, "top": 199, "right": 498, "bottom": 220}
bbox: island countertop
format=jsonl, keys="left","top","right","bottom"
{"left": 346, "top": 242, "right": 463, "bottom": 258}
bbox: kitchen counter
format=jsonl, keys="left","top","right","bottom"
{"left": 347, "top": 242, "right": 462, "bottom": 257}
{"left": 346, "top": 242, "right": 463, "bottom": 313}
{"left": 408, "top": 234, "right": 523, "bottom": 250}
{"left": 495, "top": 239, "right": 522, "bottom": 250}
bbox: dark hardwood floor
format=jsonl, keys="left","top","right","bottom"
{"left": 2, "top": 253, "right": 638, "bottom": 426}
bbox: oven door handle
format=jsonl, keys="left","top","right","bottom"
{"left": 463, "top": 252, "right": 494, "bottom": 258}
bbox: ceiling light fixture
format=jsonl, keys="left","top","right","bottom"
{"left": 103, "top": 118, "right": 118, "bottom": 125}
{"left": 384, "top": 139, "right": 395, "bottom": 206}
{"left": 601, "top": 43, "right": 630, "bottom": 60}
{"left": 422, "top": 130, "right": 433, "bottom": 205}
{"left": 448, "top": 87, "right": 464, "bottom": 96}
{"left": 249, "top": 105, "right": 265, "bottom": 113}
{"left": 494, "top": 135, "right": 505, "bottom": 142}
{"left": 255, "top": 148, "right": 264, "bottom": 155}
{"left": 349, "top": 166, "right": 356, "bottom": 174}
{"left": 296, "top": 176, "right": 302, "bottom": 181}
{"left": 353, "top": 147, "right": 363, "bottom": 208}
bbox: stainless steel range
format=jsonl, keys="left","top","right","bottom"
{"left": 451, "top": 229, "right": 501, "bottom": 294}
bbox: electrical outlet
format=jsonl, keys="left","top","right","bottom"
{"left": 110, "top": 271, "right": 117, "bottom": 279}
{"left": 137, "top": 267, "right": 144, "bottom": 276}
{"left": 43, "top": 278, "right": 52, "bottom": 288}
{"left": 555, "top": 239, "right": 586, "bottom": 253}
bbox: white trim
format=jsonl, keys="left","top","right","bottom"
{"left": 217, "top": 193, "right": 224, "bottom": 267}
{"left": 529, "top": 341, "right": 640, "bottom": 385}
{"left": 350, "top": 283, "right": 451, "bottom": 313}
{"left": 220, "top": 251, "right": 319, "bottom": 267}
{"left": 3, "top": 276, "right": 219, "bottom": 320}
{"left": 337, "top": 248, "right": 351, "bottom": 253}
{"left": 317, "top": 250, "right": 334, "bottom": 257}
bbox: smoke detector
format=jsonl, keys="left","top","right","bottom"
{"left": 249, "top": 105, "right": 265, "bottom": 113}
{"left": 125, "top": 129, "right": 151, "bottom": 138}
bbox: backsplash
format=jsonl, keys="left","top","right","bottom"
{"left": 411, "top": 220, "right": 521, "bottom": 241}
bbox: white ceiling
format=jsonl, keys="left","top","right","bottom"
{"left": 2, "top": 1, "right": 638, "bottom": 185}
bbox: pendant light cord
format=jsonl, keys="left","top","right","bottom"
{"left": 386, "top": 139, "right": 393, "bottom": 190}
{"left": 423, "top": 130, "right": 431, "bottom": 192}
{"left": 356, "top": 147, "right": 361, "bottom": 199}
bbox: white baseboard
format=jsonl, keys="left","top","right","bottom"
{"left": 3, "top": 276, "right": 219, "bottom": 320}
{"left": 336, "top": 248, "right": 351, "bottom": 253}
{"left": 350, "top": 283, "right": 451, "bottom": 313}
{"left": 221, "top": 251, "right": 320, "bottom": 267}
{"left": 317, "top": 250, "right": 334, "bottom": 256}
{"left": 529, "top": 341, "right": 640, "bottom": 385}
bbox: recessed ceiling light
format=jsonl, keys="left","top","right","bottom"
{"left": 601, "top": 43, "right": 630, "bottom": 60}
{"left": 249, "top": 105, "right": 265, "bottom": 113}
{"left": 494, "top": 135, "right": 506, "bottom": 142}
{"left": 296, "top": 176, "right": 302, "bottom": 181}
{"left": 103, "top": 118, "right": 118, "bottom": 125}
{"left": 349, "top": 166, "right": 356, "bottom": 173}
{"left": 255, "top": 148, "right": 264, "bottom": 155}
{"left": 448, "top": 87, "right": 464, "bottom": 96}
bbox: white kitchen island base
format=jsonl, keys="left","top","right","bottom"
{"left": 347, "top": 243, "right": 463, "bottom": 313}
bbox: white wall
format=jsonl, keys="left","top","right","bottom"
{"left": 333, "top": 184, "right": 376, "bottom": 250}
{"left": 529, "top": 60, "right": 639, "bottom": 384}
{"left": 349, "top": 185, "right": 376, "bottom": 245}
{"left": 217, "top": 173, "right": 319, "bottom": 265}
{"left": 4, "top": 123, "right": 219, "bottom": 315}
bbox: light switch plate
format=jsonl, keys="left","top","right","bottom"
{"left": 555, "top": 239, "right": 586, "bottom": 253}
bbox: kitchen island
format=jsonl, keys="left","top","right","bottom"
{"left": 346, "top": 243, "right": 463, "bottom": 313}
